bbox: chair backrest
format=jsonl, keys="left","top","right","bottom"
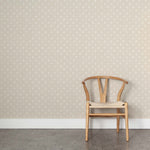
{"left": 82, "top": 76, "right": 128, "bottom": 103}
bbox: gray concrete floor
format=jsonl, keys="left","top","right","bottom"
{"left": 0, "top": 129, "right": 150, "bottom": 150}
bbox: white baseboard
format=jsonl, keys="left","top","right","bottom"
{"left": 0, "top": 119, "right": 150, "bottom": 129}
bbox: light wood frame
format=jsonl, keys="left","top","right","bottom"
{"left": 82, "top": 76, "right": 129, "bottom": 142}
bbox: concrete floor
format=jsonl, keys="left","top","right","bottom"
{"left": 0, "top": 129, "right": 150, "bottom": 150}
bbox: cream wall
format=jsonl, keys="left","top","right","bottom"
{"left": 0, "top": 0, "right": 150, "bottom": 118}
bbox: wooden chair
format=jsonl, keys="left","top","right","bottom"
{"left": 82, "top": 76, "right": 129, "bottom": 142}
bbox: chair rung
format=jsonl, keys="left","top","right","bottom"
{"left": 89, "top": 113, "right": 125, "bottom": 117}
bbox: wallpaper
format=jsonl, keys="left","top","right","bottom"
{"left": 0, "top": 0, "right": 150, "bottom": 118}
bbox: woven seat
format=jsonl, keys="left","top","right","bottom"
{"left": 89, "top": 101, "right": 125, "bottom": 108}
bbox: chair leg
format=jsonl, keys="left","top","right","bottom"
{"left": 85, "top": 102, "right": 89, "bottom": 142}
{"left": 117, "top": 108, "right": 120, "bottom": 133}
{"left": 125, "top": 103, "right": 129, "bottom": 141}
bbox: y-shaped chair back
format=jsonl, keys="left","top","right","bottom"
{"left": 82, "top": 76, "right": 128, "bottom": 103}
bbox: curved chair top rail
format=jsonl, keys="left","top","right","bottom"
{"left": 82, "top": 76, "right": 128, "bottom": 84}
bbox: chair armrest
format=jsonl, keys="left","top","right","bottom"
{"left": 117, "top": 82, "right": 126, "bottom": 101}
{"left": 82, "top": 81, "right": 90, "bottom": 101}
